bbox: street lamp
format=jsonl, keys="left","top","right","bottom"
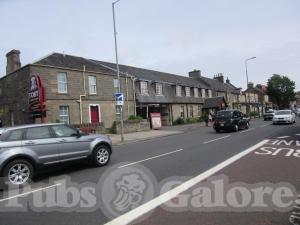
{"left": 244, "top": 57, "right": 256, "bottom": 115}
{"left": 112, "top": 0, "right": 124, "bottom": 142}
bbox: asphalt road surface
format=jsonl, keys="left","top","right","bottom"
{"left": 0, "top": 118, "right": 299, "bottom": 225}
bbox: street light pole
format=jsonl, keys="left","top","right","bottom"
{"left": 112, "top": 0, "right": 124, "bottom": 142}
{"left": 244, "top": 57, "right": 256, "bottom": 115}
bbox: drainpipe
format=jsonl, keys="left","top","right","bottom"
{"left": 125, "top": 72, "right": 129, "bottom": 117}
{"left": 130, "top": 76, "right": 137, "bottom": 116}
{"left": 79, "top": 65, "right": 87, "bottom": 124}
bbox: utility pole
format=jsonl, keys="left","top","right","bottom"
{"left": 112, "top": 0, "right": 124, "bottom": 142}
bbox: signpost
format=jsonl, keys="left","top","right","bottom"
{"left": 115, "top": 93, "right": 124, "bottom": 106}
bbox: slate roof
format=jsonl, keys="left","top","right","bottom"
{"left": 203, "top": 96, "right": 227, "bottom": 109}
{"left": 33, "top": 53, "right": 238, "bottom": 103}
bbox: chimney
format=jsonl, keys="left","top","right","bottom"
{"left": 188, "top": 70, "right": 201, "bottom": 79}
{"left": 247, "top": 82, "right": 254, "bottom": 89}
{"left": 6, "top": 49, "right": 21, "bottom": 74}
{"left": 213, "top": 73, "right": 224, "bottom": 83}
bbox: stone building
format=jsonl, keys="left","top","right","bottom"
{"left": 0, "top": 50, "right": 241, "bottom": 127}
{"left": 0, "top": 51, "right": 135, "bottom": 128}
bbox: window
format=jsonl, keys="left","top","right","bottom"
{"left": 52, "top": 125, "right": 78, "bottom": 137}
{"left": 208, "top": 90, "right": 212, "bottom": 98}
{"left": 57, "top": 72, "right": 68, "bottom": 93}
{"left": 59, "top": 106, "right": 70, "bottom": 124}
{"left": 201, "top": 89, "right": 206, "bottom": 98}
{"left": 88, "top": 76, "right": 97, "bottom": 94}
{"left": 7, "top": 129, "right": 24, "bottom": 141}
{"left": 198, "top": 105, "right": 202, "bottom": 116}
{"left": 113, "top": 79, "right": 120, "bottom": 94}
{"left": 194, "top": 88, "right": 198, "bottom": 97}
{"left": 140, "top": 81, "right": 148, "bottom": 95}
{"left": 155, "top": 83, "right": 163, "bottom": 95}
{"left": 189, "top": 105, "right": 194, "bottom": 117}
{"left": 180, "top": 105, "right": 185, "bottom": 118}
{"left": 26, "top": 127, "right": 52, "bottom": 140}
{"left": 185, "top": 87, "right": 191, "bottom": 97}
{"left": 176, "top": 85, "right": 182, "bottom": 97}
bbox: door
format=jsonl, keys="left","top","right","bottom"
{"left": 51, "top": 125, "right": 90, "bottom": 162}
{"left": 90, "top": 105, "right": 100, "bottom": 123}
{"left": 23, "top": 126, "right": 60, "bottom": 165}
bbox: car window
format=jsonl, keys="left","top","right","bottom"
{"left": 51, "top": 125, "right": 78, "bottom": 137}
{"left": 6, "top": 129, "right": 24, "bottom": 141}
{"left": 26, "top": 126, "right": 52, "bottom": 140}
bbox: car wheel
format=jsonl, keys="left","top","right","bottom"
{"left": 2, "top": 159, "right": 33, "bottom": 188}
{"left": 245, "top": 122, "right": 250, "bottom": 129}
{"left": 215, "top": 129, "right": 220, "bottom": 133}
{"left": 234, "top": 124, "right": 239, "bottom": 132}
{"left": 92, "top": 145, "right": 111, "bottom": 167}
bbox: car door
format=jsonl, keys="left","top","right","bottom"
{"left": 50, "top": 125, "right": 91, "bottom": 162}
{"left": 23, "top": 126, "right": 60, "bottom": 165}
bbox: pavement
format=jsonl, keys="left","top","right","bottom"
{"left": 109, "top": 129, "right": 183, "bottom": 145}
{"left": 0, "top": 118, "right": 299, "bottom": 225}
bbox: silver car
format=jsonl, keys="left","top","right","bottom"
{"left": 0, "top": 123, "right": 112, "bottom": 187}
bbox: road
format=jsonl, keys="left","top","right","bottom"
{"left": 0, "top": 118, "right": 299, "bottom": 225}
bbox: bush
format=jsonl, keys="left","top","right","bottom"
{"left": 173, "top": 117, "right": 185, "bottom": 125}
{"left": 128, "top": 115, "right": 143, "bottom": 121}
{"left": 185, "top": 118, "right": 198, "bottom": 124}
{"left": 249, "top": 111, "right": 259, "bottom": 117}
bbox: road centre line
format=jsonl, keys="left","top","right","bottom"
{"left": 0, "top": 183, "right": 62, "bottom": 203}
{"left": 118, "top": 149, "right": 184, "bottom": 169}
{"left": 203, "top": 135, "right": 230, "bottom": 144}
{"left": 239, "top": 128, "right": 255, "bottom": 133}
{"left": 105, "top": 139, "right": 269, "bottom": 225}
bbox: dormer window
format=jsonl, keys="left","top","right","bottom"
{"left": 185, "top": 87, "right": 191, "bottom": 97}
{"left": 194, "top": 88, "right": 198, "bottom": 97}
{"left": 140, "top": 81, "right": 149, "bottom": 95}
{"left": 155, "top": 83, "right": 163, "bottom": 95}
{"left": 176, "top": 85, "right": 182, "bottom": 97}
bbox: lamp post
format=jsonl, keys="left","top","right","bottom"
{"left": 245, "top": 57, "right": 256, "bottom": 115}
{"left": 112, "top": 0, "right": 124, "bottom": 142}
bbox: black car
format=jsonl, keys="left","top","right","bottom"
{"left": 213, "top": 110, "right": 250, "bottom": 133}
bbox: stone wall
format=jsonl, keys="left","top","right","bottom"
{"left": 115, "top": 120, "right": 150, "bottom": 134}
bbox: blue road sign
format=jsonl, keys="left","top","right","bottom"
{"left": 115, "top": 93, "right": 124, "bottom": 106}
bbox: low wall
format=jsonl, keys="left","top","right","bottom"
{"left": 72, "top": 123, "right": 106, "bottom": 134}
{"left": 115, "top": 120, "right": 150, "bottom": 134}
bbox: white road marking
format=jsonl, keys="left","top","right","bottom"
{"left": 239, "top": 128, "right": 255, "bottom": 133}
{"left": 203, "top": 135, "right": 230, "bottom": 144}
{"left": 296, "top": 134, "right": 300, "bottom": 136}
{"left": 117, "top": 149, "right": 184, "bottom": 169}
{"left": 0, "top": 183, "right": 62, "bottom": 203}
{"left": 276, "top": 136, "right": 290, "bottom": 139}
{"left": 105, "top": 139, "right": 269, "bottom": 225}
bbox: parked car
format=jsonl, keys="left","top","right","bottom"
{"left": 296, "top": 108, "right": 300, "bottom": 117}
{"left": 213, "top": 110, "right": 250, "bottom": 133}
{"left": 0, "top": 123, "right": 112, "bottom": 187}
{"left": 272, "top": 110, "right": 296, "bottom": 124}
{"left": 263, "top": 109, "right": 276, "bottom": 121}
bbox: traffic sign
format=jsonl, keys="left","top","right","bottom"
{"left": 115, "top": 93, "right": 124, "bottom": 106}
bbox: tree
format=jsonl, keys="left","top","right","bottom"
{"left": 267, "top": 74, "right": 296, "bottom": 108}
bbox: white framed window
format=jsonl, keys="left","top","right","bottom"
{"left": 201, "top": 89, "right": 206, "bottom": 98}
{"left": 57, "top": 72, "right": 68, "bottom": 93}
{"left": 208, "top": 89, "right": 212, "bottom": 98}
{"left": 176, "top": 85, "right": 182, "bottom": 97}
{"left": 113, "top": 79, "right": 120, "bottom": 94}
{"left": 194, "top": 88, "right": 198, "bottom": 97}
{"left": 59, "top": 106, "right": 69, "bottom": 124}
{"left": 185, "top": 87, "right": 191, "bottom": 97}
{"left": 88, "top": 76, "right": 97, "bottom": 94}
{"left": 189, "top": 105, "right": 194, "bottom": 117}
{"left": 140, "top": 81, "right": 148, "bottom": 95}
{"left": 155, "top": 83, "right": 163, "bottom": 95}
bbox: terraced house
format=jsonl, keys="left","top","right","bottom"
{"left": 0, "top": 50, "right": 241, "bottom": 128}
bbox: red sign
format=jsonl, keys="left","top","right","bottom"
{"left": 28, "top": 75, "right": 46, "bottom": 121}
{"left": 150, "top": 113, "right": 162, "bottom": 129}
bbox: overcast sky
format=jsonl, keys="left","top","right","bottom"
{"left": 0, "top": 0, "right": 299, "bottom": 90}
